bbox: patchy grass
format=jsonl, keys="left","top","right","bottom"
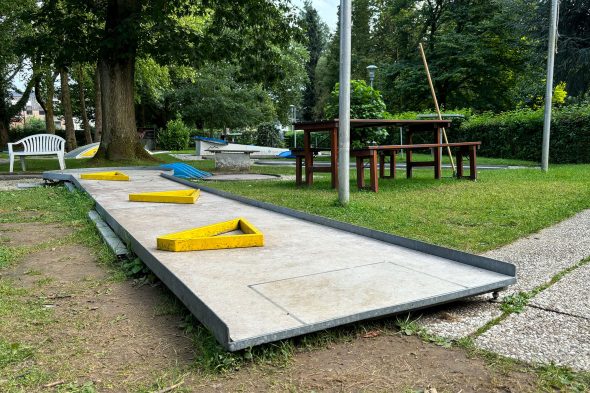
{"left": 203, "top": 165, "right": 590, "bottom": 252}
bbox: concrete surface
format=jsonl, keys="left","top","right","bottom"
{"left": 44, "top": 168, "right": 514, "bottom": 350}
{"left": 212, "top": 151, "right": 253, "bottom": 171}
{"left": 529, "top": 262, "right": 590, "bottom": 319}
{"left": 476, "top": 307, "right": 590, "bottom": 371}
{"left": 483, "top": 209, "right": 590, "bottom": 295}
{"left": 418, "top": 296, "right": 501, "bottom": 340}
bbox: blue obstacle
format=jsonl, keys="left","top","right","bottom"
{"left": 160, "top": 163, "right": 212, "bottom": 179}
{"left": 277, "top": 150, "right": 295, "bottom": 158}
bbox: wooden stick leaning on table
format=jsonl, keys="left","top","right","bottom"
{"left": 418, "top": 43, "right": 457, "bottom": 176}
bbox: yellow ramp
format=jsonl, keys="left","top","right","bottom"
{"left": 129, "top": 189, "right": 200, "bottom": 204}
{"left": 157, "top": 218, "right": 264, "bottom": 252}
{"left": 80, "top": 171, "right": 130, "bottom": 181}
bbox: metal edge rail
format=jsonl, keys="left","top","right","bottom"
{"left": 161, "top": 173, "right": 517, "bottom": 277}
{"left": 44, "top": 171, "right": 232, "bottom": 349}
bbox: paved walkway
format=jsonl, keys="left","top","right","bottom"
{"left": 421, "top": 209, "right": 590, "bottom": 370}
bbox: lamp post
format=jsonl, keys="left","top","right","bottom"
{"left": 290, "top": 105, "right": 297, "bottom": 148}
{"left": 366, "top": 65, "right": 378, "bottom": 88}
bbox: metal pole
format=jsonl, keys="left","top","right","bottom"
{"left": 542, "top": 0, "right": 559, "bottom": 172}
{"left": 338, "top": 0, "right": 352, "bottom": 205}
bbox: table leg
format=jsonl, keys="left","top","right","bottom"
{"left": 369, "top": 151, "right": 378, "bottom": 192}
{"left": 456, "top": 148, "right": 464, "bottom": 178}
{"left": 304, "top": 131, "right": 312, "bottom": 186}
{"left": 406, "top": 131, "right": 413, "bottom": 179}
{"left": 434, "top": 146, "right": 441, "bottom": 179}
{"left": 331, "top": 127, "right": 338, "bottom": 189}
{"left": 391, "top": 151, "right": 397, "bottom": 178}
{"left": 434, "top": 127, "right": 442, "bottom": 179}
{"left": 295, "top": 156, "right": 302, "bottom": 185}
{"left": 469, "top": 146, "right": 477, "bottom": 180}
{"left": 379, "top": 153, "right": 385, "bottom": 178}
{"left": 356, "top": 157, "right": 365, "bottom": 189}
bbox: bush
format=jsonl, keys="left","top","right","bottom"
{"left": 157, "top": 118, "right": 191, "bottom": 150}
{"left": 457, "top": 105, "right": 590, "bottom": 163}
{"left": 255, "top": 122, "right": 283, "bottom": 148}
{"left": 324, "top": 80, "right": 388, "bottom": 148}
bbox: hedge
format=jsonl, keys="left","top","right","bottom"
{"left": 456, "top": 106, "right": 590, "bottom": 164}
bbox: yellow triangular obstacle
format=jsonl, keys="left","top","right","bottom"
{"left": 80, "top": 171, "right": 130, "bottom": 181}
{"left": 157, "top": 218, "right": 264, "bottom": 252}
{"left": 129, "top": 189, "right": 200, "bottom": 204}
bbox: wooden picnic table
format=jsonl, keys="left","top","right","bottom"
{"left": 292, "top": 119, "right": 452, "bottom": 189}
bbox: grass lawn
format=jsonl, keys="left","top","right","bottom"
{"left": 2, "top": 158, "right": 590, "bottom": 391}
{"left": 2, "top": 153, "right": 588, "bottom": 253}
{"left": 200, "top": 164, "right": 590, "bottom": 253}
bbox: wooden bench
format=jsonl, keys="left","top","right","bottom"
{"left": 8, "top": 134, "right": 66, "bottom": 173}
{"left": 291, "top": 148, "right": 332, "bottom": 186}
{"left": 355, "top": 142, "right": 481, "bottom": 192}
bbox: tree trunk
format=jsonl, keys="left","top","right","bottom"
{"left": 95, "top": 0, "right": 151, "bottom": 161}
{"left": 94, "top": 64, "right": 102, "bottom": 142}
{"left": 76, "top": 65, "right": 92, "bottom": 144}
{"left": 35, "top": 71, "right": 57, "bottom": 134}
{"left": 60, "top": 67, "right": 77, "bottom": 151}
{"left": 45, "top": 74, "right": 56, "bottom": 134}
{"left": 0, "top": 121, "right": 8, "bottom": 150}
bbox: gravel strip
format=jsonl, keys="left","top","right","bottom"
{"left": 483, "top": 209, "right": 590, "bottom": 295}
{"left": 529, "top": 262, "right": 590, "bottom": 319}
{"left": 476, "top": 307, "right": 590, "bottom": 371}
{"left": 0, "top": 179, "right": 47, "bottom": 191}
{"left": 419, "top": 296, "right": 501, "bottom": 340}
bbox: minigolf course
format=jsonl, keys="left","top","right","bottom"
{"left": 44, "top": 168, "right": 516, "bottom": 351}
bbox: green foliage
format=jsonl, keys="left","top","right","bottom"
{"left": 501, "top": 292, "right": 532, "bottom": 313}
{"left": 158, "top": 118, "right": 191, "bottom": 150}
{"left": 170, "top": 63, "right": 275, "bottom": 130}
{"left": 299, "top": 1, "right": 329, "bottom": 121}
{"left": 256, "top": 122, "right": 283, "bottom": 148}
{"left": 325, "top": 80, "right": 388, "bottom": 147}
{"left": 10, "top": 118, "right": 46, "bottom": 134}
{"left": 458, "top": 105, "right": 590, "bottom": 163}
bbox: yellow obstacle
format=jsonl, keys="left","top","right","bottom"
{"left": 157, "top": 218, "right": 264, "bottom": 252}
{"left": 80, "top": 171, "right": 130, "bottom": 181}
{"left": 129, "top": 189, "right": 200, "bottom": 204}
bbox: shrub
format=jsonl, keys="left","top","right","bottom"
{"left": 457, "top": 105, "right": 590, "bottom": 163}
{"left": 256, "top": 122, "right": 283, "bottom": 148}
{"left": 324, "top": 80, "right": 388, "bottom": 148}
{"left": 157, "top": 118, "right": 191, "bottom": 150}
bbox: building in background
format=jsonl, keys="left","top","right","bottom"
{"left": 9, "top": 92, "right": 66, "bottom": 130}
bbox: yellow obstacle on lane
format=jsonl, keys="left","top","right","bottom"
{"left": 80, "top": 171, "right": 130, "bottom": 181}
{"left": 157, "top": 217, "right": 264, "bottom": 252}
{"left": 129, "top": 189, "right": 200, "bottom": 204}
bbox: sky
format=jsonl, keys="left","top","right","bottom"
{"left": 292, "top": 0, "right": 339, "bottom": 31}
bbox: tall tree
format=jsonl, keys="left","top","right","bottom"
{"left": 34, "top": 70, "right": 58, "bottom": 134}
{"left": 75, "top": 65, "right": 92, "bottom": 144}
{"left": 59, "top": 68, "right": 77, "bottom": 150}
{"left": 351, "top": 0, "right": 374, "bottom": 80}
{"left": 299, "top": 1, "right": 329, "bottom": 120}
{"left": 93, "top": 0, "right": 296, "bottom": 161}
{"left": 0, "top": 0, "right": 36, "bottom": 148}
{"left": 94, "top": 64, "right": 102, "bottom": 142}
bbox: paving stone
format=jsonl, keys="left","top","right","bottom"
{"left": 476, "top": 307, "right": 590, "bottom": 371}
{"left": 530, "top": 262, "right": 590, "bottom": 319}
{"left": 483, "top": 209, "right": 590, "bottom": 295}
{"left": 419, "top": 296, "right": 502, "bottom": 340}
